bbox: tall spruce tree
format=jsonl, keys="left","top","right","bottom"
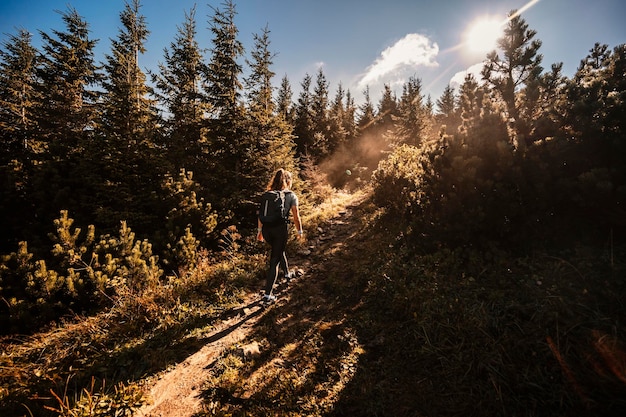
{"left": 101, "top": 0, "right": 156, "bottom": 141}
{"left": 243, "top": 24, "right": 296, "bottom": 214}
{"left": 26, "top": 8, "right": 103, "bottom": 246}
{"left": 152, "top": 6, "right": 209, "bottom": 171}
{"left": 376, "top": 84, "right": 398, "bottom": 130}
{"left": 481, "top": 10, "right": 543, "bottom": 149}
{"left": 394, "top": 76, "right": 427, "bottom": 146}
{"left": 276, "top": 75, "right": 294, "bottom": 124}
{"left": 343, "top": 89, "right": 357, "bottom": 142}
{"left": 356, "top": 86, "right": 376, "bottom": 136}
{"left": 94, "top": 0, "right": 163, "bottom": 235}
{"left": 205, "top": 0, "right": 244, "bottom": 121}
{"left": 310, "top": 67, "right": 330, "bottom": 159}
{"left": 327, "top": 83, "right": 347, "bottom": 154}
{"left": 0, "top": 29, "right": 38, "bottom": 163}
{"left": 435, "top": 84, "right": 460, "bottom": 136}
{"left": 293, "top": 73, "right": 314, "bottom": 156}
{"left": 0, "top": 29, "right": 39, "bottom": 252}
{"left": 35, "top": 7, "right": 101, "bottom": 157}
{"left": 203, "top": 0, "right": 245, "bottom": 207}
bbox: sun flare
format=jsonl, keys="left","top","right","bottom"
{"left": 465, "top": 17, "right": 503, "bottom": 53}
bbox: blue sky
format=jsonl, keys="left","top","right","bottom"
{"left": 1, "top": 0, "right": 624, "bottom": 107}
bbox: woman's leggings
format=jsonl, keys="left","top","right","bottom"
{"left": 262, "top": 222, "right": 289, "bottom": 296}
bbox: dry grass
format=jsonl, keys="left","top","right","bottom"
{"left": 190, "top": 196, "right": 626, "bottom": 417}
{"left": 0, "top": 251, "right": 263, "bottom": 416}
{"left": 2, "top": 187, "right": 625, "bottom": 417}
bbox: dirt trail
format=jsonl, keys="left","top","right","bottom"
{"left": 136, "top": 296, "right": 264, "bottom": 417}
{"left": 136, "top": 192, "right": 365, "bottom": 417}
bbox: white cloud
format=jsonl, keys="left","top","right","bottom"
{"left": 449, "top": 62, "right": 485, "bottom": 89}
{"left": 357, "top": 33, "right": 439, "bottom": 90}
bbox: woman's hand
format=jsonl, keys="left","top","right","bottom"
{"left": 257, "top": 229, "right": 264, "bottom": 242}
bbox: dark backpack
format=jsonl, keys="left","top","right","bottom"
{"left": 259, "top": 190, "right": 289, "bottom": 225}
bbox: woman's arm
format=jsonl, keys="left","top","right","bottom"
{"left": 291, "top": 205, "right": 303, "bottom": 239}
{"left": 257, "top": 217, "right": 264, "bottom": 241}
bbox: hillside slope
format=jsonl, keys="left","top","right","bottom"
{"left": 3, "top": 188, "right": 624, "bottom": 417}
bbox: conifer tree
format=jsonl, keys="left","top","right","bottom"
{"left": 152, "top": 6, "right": 209, "bottom": 171}
{"left": 100, "top": 0, "right": 157, "bottom": 141}
{"left": 376, "top": 84, "right": 398, "bottom": 129}
{"left": 481, "top": 11, "right": 543, "bottom": 149}
{"left": 394, "top": 76, "right": 427, "bottom": 146}
{"left": 93, "top": 0, "right": 163, "bottom": 234}
{"left": 245, "top": 25, "right": 275, "bottom": 117}
{"left": 205, "top": 0, "right": 244, "bottom": 121}
{"left": 457, "top": 73, "right": 508, "bottom": 146}
{"left": 203, "top": 0, "right": 246, "bottom": 206}
{"left": 24, "top": 8, "right": 103, "bottom": 245}
{"left": 343, "top": 89, "right": 357, "bottom": 142}
{"left": 35, "top": 7, "right": 102, "bottom": 156}
{"left": 529, "top": 62, "right": 567, "bottom": 140}
{"left": 310, "top": 67, "right": 330, "bottom": 159}
{"left": 242, "top": 24, "right": 296, "bottom": 212}
{"left": 356, "top": 86, "right": 376, "bottom": 136}
{"left": 0, "top": 29, "right": 39, "bottom": 252}
{"left": 0, "top": 29, "right": 38, "bottom": 163}
{"left": 293, "top": 73, "right": 314, "bottom": 156}
{"left": 276, "top": 75, "right": 294, "bottom": 123}
{"left": 435, "top": 85, "right": 460, "bottom": 136}
{"left": 327, "top": 83, "right": 347, "bottom": 154}
{"left": 564, "top": 43, "right": 626, "bottom": 225}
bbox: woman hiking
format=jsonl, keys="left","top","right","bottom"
{"left": 257, "top": 169, "right": 303, "bottom": 304}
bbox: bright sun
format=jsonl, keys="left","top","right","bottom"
{"left": 465, "top": 17, "right": 503, "bottom": 53}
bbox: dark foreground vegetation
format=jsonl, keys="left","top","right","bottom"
{"left": 1, "top": 0, "right": 624, "bottom": 415}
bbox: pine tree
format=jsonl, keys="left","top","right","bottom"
{"left": 35, "top": 7, "right": 102, "bottom": 157}
{"left": 481, "top": 10, "right": 543, "bottom": 149}
{"left": 0, "top": 29, "right": 38, "bottom": 162}
{"left": 101, "top": 0, "right": 157, "bottom": 141}
{"left": 343, "top": 89, "right": 357, "bottom": 142}
{"left": 205, "top": 0, "right": 244, "bottom": 121}
{"left": 203, "top": 0, "right": 246, "bottom": 205}
{"left": 327, "top": 83, "right": 347, "bottom": 154}
{"left": 151, "top": 5, "right": 209, "bottom": 171}
{"left": 376, "top": 84, "right": 398, "bottom": 129}
{"left": 564, "top": 43, "right": 626, "bottom": 226}
{"left": 24, "top": 7, "right": 103, "bottom": 246}
{"left": 0, "top": 29, "right": 39, "bottom": 252}
{"left": 245, "top": 25, "right": 275, "bottom": 117}
{"left": 529, "top": 62, "right": 567, "bottom": 140}
{"left": 457, "top": 73, "right": 508, "bottom": 146}
{"left": 276, "top": 75, "right": 294, "bottom": 124}
{"left": 310, "top": 67, "right": 330, "bottom": 160}
{"left": 435, "top": 84, "right": 460, "bottom": 136}
{"left": 293, "top": 73, "right": 314, "bottom": 156}
{"left": 93, "top": 0, "right": 163, "bottom": 234}
{"left": 394, "top": 76, "right": 427, "bottom": 146}
{"left": 356, "top": 86, "right": 376, "bottom": 136}
{"left": 242, "top": 24, "right": 296, "bottom": 215}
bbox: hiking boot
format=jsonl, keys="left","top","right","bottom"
{"left": 261, "top": 294, "right": 276, "bottom": 304}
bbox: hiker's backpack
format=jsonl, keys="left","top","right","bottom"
{"left": 259, "top": 190, "right": 289, "bottom": 226}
